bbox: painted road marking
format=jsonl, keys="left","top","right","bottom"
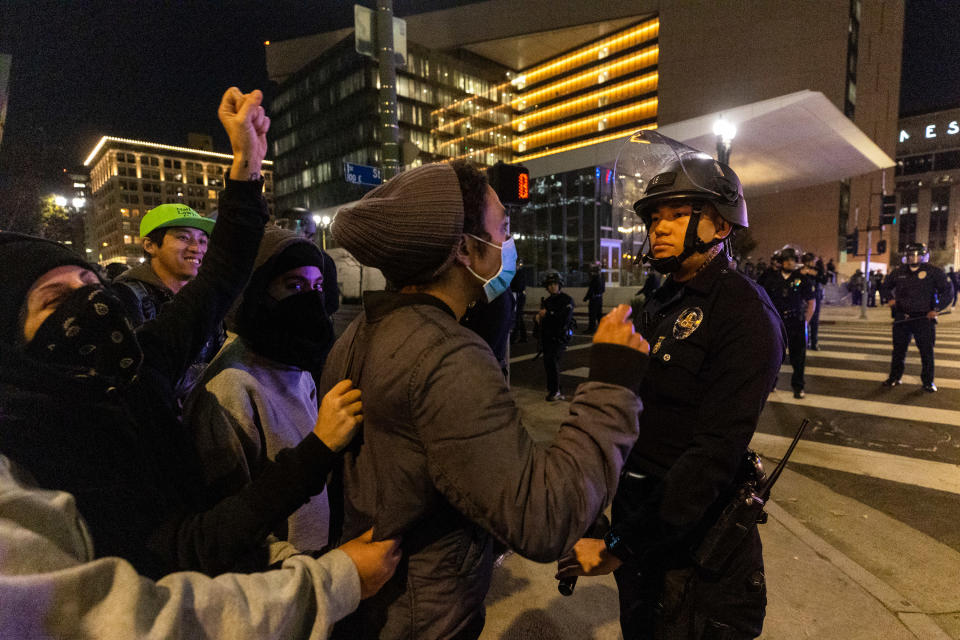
{"left": 764, "top": 390, "right": 960, "bottom": 428}
{"left": 806, "top": 350, "right": 960, "bottom": 369}
{"left": 509, "top": 342, "right": 591, "bottom": 363}
{"left": 751, "top": 432, "right": 960, "bottom": 495}
{"left": 816, "top": 340, "right": 960, "bottom": 356}
{"left": 783, "top": 365, "right": 960, "bottom": 390}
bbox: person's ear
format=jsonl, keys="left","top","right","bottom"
{"left": 454, "top": 234, "right": 471, "bottom": 267}
{"left": 714, "top": 218, "right": 732, "bottom": 241}
{"left": 142, "top": 237, "right": 158, "bottom": 257}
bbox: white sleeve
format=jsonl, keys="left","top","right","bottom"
{"left": 0, "top": 456, "right": 360, "bottom": 640}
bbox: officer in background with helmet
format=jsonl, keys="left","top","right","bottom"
{"left": 557, "top": 131, "right": 784, "bottom": 639}
{"left": 800, "top": 252, "right": 828, "bottom": 350}
{"left": 535, "top": 271, "right": 575, "bottom": 401}
{"left": 760, "top": 246, "right": 816, "bottom": 399}
{"left": 880, "top": 242, "right": 953, "bottom": 392}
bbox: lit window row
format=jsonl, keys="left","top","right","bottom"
{"left": 514, "top": 18, "right": 659, "bottom": 89}
{"left": 514, "top": 98, "right": 657, "bottom": 152}
{"left": 513, "top": 45, "right": 659, "bottom": 110}
{"left": 514, "top": 72, "right": 658, "bottom": 133}
{"left": 515, "top": 123, "right": 658, "bottom": 163}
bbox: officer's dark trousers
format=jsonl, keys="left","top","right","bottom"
{"left": 783, "top": 317, "right": 807, "bottom": 391}
{"left": 587, "top": 298, "right": 603, "bottom": 332}
{"left": 542, "top": 342, "right": 565, "bottom": 395}
{"left": 612, "top": 491, "right": 766, "bottom": 639}
{"left": 889, "top": 317, "right": 936, "bottom": 385}
{"left": 808, "top": 297, "right": 822, "bottom": 348}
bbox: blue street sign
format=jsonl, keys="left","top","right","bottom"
{"left": 344, "top": 162, "right": 382, "bottom": 186}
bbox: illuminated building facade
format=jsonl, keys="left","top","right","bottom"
{"left": 267, "top": 0, "right": 902, "bottom": 286}
{"left": 83, "top": 136, "right": 274, "bottom": 265}
{"left": 894, "top": 107, "right": 960, "bottom": 268}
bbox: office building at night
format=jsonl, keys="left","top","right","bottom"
{"left": 82, "top": 136, "right": 274, "bottom": 265}
{"left": 266, "top": 0, "right": 902, "bottom": 286}
{"left": 894, "top": 107, "right": 960, "bottom": 269}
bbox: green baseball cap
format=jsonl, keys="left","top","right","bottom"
{"left": 140, "top": 203, "right": 216, "bottom": 238}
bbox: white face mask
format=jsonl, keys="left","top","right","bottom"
{"left": 464, "top": 234, "right": 517, "bottom": 302}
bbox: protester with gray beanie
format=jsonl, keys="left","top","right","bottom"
{"left": 322, "top": 159, "right": 651, "bottom": 639}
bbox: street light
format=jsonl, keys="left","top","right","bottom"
{"left": 313, "top": 214, "right": 332, "bottom": 250}
{"left": 53, "top": 195, "right": 68, "bottom": 207}
{"left": 713, "top": 117, "right": 737, "bottom": 165}
{"left": 72, "top": 197, "right": 86, "bottom": 209}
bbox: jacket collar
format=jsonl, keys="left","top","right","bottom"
{"left": 670, "top": 253, "right": 730, "bottom": 296}
{"left": 362, "top": 290, "right": 456, "bottom": 322}
{"left": 115, "top": 262, "right": 171, "bottom": 292}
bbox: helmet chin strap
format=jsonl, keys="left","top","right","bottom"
{"left": 642, "top": 206, "right": 724, "bottom": 274}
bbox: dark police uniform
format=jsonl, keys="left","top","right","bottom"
{"left": 801, "top": 265, "right": 828, "bottom": 349}
{"left": 880, "top": 264, "right": 954, "bottom": 386}
{"left": 759, "top": 269, "right": 815, "bottom": 393}
{"left": 584, "top": 271, "right": 606, "bottom": 332}
{"left": 609, "top": 255, "right": 785, "bottom": 639}
{"left": 538, "top": 290, "right": 574, "bottom": 398}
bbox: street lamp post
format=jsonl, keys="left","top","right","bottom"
{"left": 313, "top": 214, "right": 332, "bottom": 250}
{"left": 713, "top": 117, "right": 737, "bottom": 165}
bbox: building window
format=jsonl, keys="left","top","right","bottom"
{"left": 929, "top": 186, "right": 950, "bottom": 250}
{"left": 898, "top": 188, "right": 918, "bottom": 251}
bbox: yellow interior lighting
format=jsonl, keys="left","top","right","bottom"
{"left": 513, "top": 72, "right": 658, "bottom": 131}
{"left": 84, "top": 136, "right": 275, "bottom": 168}
{"left": 520, "top": 18, "right": 659, "bottom": 86}
{"left": 513, "top": 98, "right": 657, "bottom": 149}
{"left": 514, "top": 123, "right": 657, "bottom": 163}
{"left": 512, "top": 45, "right": 658, "bottom": 109}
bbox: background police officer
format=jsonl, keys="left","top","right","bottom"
{"left": 760, "top": 246, "right": 815, "bottom": 399}
{"left": 800, "top": 252, "right": 827, "bottom": 350}
{"left": 534, "top": 272, "right": 574, "bottom": 401}
{"left": 880, "top": 242, "right": 954, "bottom": 392}
{"left": 557, "top": 132, "right": 784, "bottom": 639}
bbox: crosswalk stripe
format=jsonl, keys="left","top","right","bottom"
{"left": 750, "top": 433, "right": 960, "bottom": 495}
{"left": 765, "top": 390, "right": 960, "bottom": 427}
{"left": 784, "top": 365, "right": 960, "bottom": 389}
{"left": 509, "top": 342, "right": 591, "bottom": 363}
{"left": 818, "top": 332, "right": 960, "bottom": 347}
{"left": 807, "top": 350, "right": 960, "bottom": 369}
{"left": 816, "top": 340, "right": 960, "bottom": 356}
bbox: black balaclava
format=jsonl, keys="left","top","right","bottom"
{"left": 235, "top": 239, "right": 333, "bottom": 372}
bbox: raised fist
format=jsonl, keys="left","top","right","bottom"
{"left": 218, "top": 87, "right": 270, "bottom": 181}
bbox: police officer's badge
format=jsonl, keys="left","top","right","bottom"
{"left": 918, "top": 271, "right": 927, "bottom": 279}
{"left": 673, "top": 307, "right": 704, "bottom": 339}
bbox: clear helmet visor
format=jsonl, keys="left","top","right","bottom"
{"left": 611, "top": 130, "right": 735, "bottom": 257}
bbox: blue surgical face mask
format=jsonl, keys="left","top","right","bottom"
{"left": 465, "top": 234, "right": 517, "bottom": 302}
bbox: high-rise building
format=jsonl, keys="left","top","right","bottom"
{"left": 895, "top": 107, "right": 960, "bottom": 269}
{"left": 82, "top": 136, "right": 274, "bottom": 265}
{"left": 266, "top": 0, "right": 902, "bottom": 285}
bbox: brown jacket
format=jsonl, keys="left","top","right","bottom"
{"left": 322, "top": 291, "right": 646, "bottom": 639}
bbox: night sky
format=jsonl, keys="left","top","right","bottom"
{"left": 0, "top": 0, "right": 958, "bottom": 199}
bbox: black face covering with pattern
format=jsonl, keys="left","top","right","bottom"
{"left": 25, "top": 285, "right": 143, "bottom": 389}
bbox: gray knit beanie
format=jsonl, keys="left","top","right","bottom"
{"left": 332, "top": 163, "right": 465, "bottom": 286}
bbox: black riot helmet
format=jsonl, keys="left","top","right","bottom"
{"left": 542, "top": 271, "right": 564, "bottom": 288}
{"left": 779, "top": 245, "right": 801, "bottom": 264}
{"left": 801, "top": 252, "right": 816, "bottom": 264}
{"left": 613, "top": 130, "right": 747, "bottom": 274}
{"left": 902, "top": 242, "right": 928, "bottom": 264}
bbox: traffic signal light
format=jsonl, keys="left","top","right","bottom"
{"left": 876, "top": 239, "right": 887, "bottom": 254}
{"left": 845, "top": 230, "right": 859, "bottom": 255}
{"left": 879, "top": 194, "right": 897, "bottom": 226}
{"left": 487, "top": 161, "right": 530, "bottom": 207}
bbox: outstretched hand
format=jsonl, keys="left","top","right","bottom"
{"left": 218, "top": 87, "right": 270, "bottom": 181}
{"left": 555, "top": 537, "right": 621, "bottom": 579}
{"left": 592, "top": 304, "right": 649, "bottom": 354}
{"left": 314, "top": 379, "right": 363, "bottom": 451}
{"left": 338, "top": 529, "right": 402, "bottom": 599}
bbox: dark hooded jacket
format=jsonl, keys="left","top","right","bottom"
{"left": 0, "top": 180, "right": 333, "bottom": 579}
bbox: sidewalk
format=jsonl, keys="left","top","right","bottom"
{"left": 479, "top": 388, "right": 960, "bottom": 640}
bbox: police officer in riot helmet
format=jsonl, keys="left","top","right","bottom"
{"left": 761, "top": 245, "right": 816, "bottom": 399}
{"left": 557, "top": 131, "right": 785, "bottom": 639}
{"left": 880, "top": 242, "right": 954, "bottom": 392}
{"left": 799, "top": 252, "right": 828, "bottom": 350}
{"left": 535, "top": 271, "right": 575, "bottom": 401}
